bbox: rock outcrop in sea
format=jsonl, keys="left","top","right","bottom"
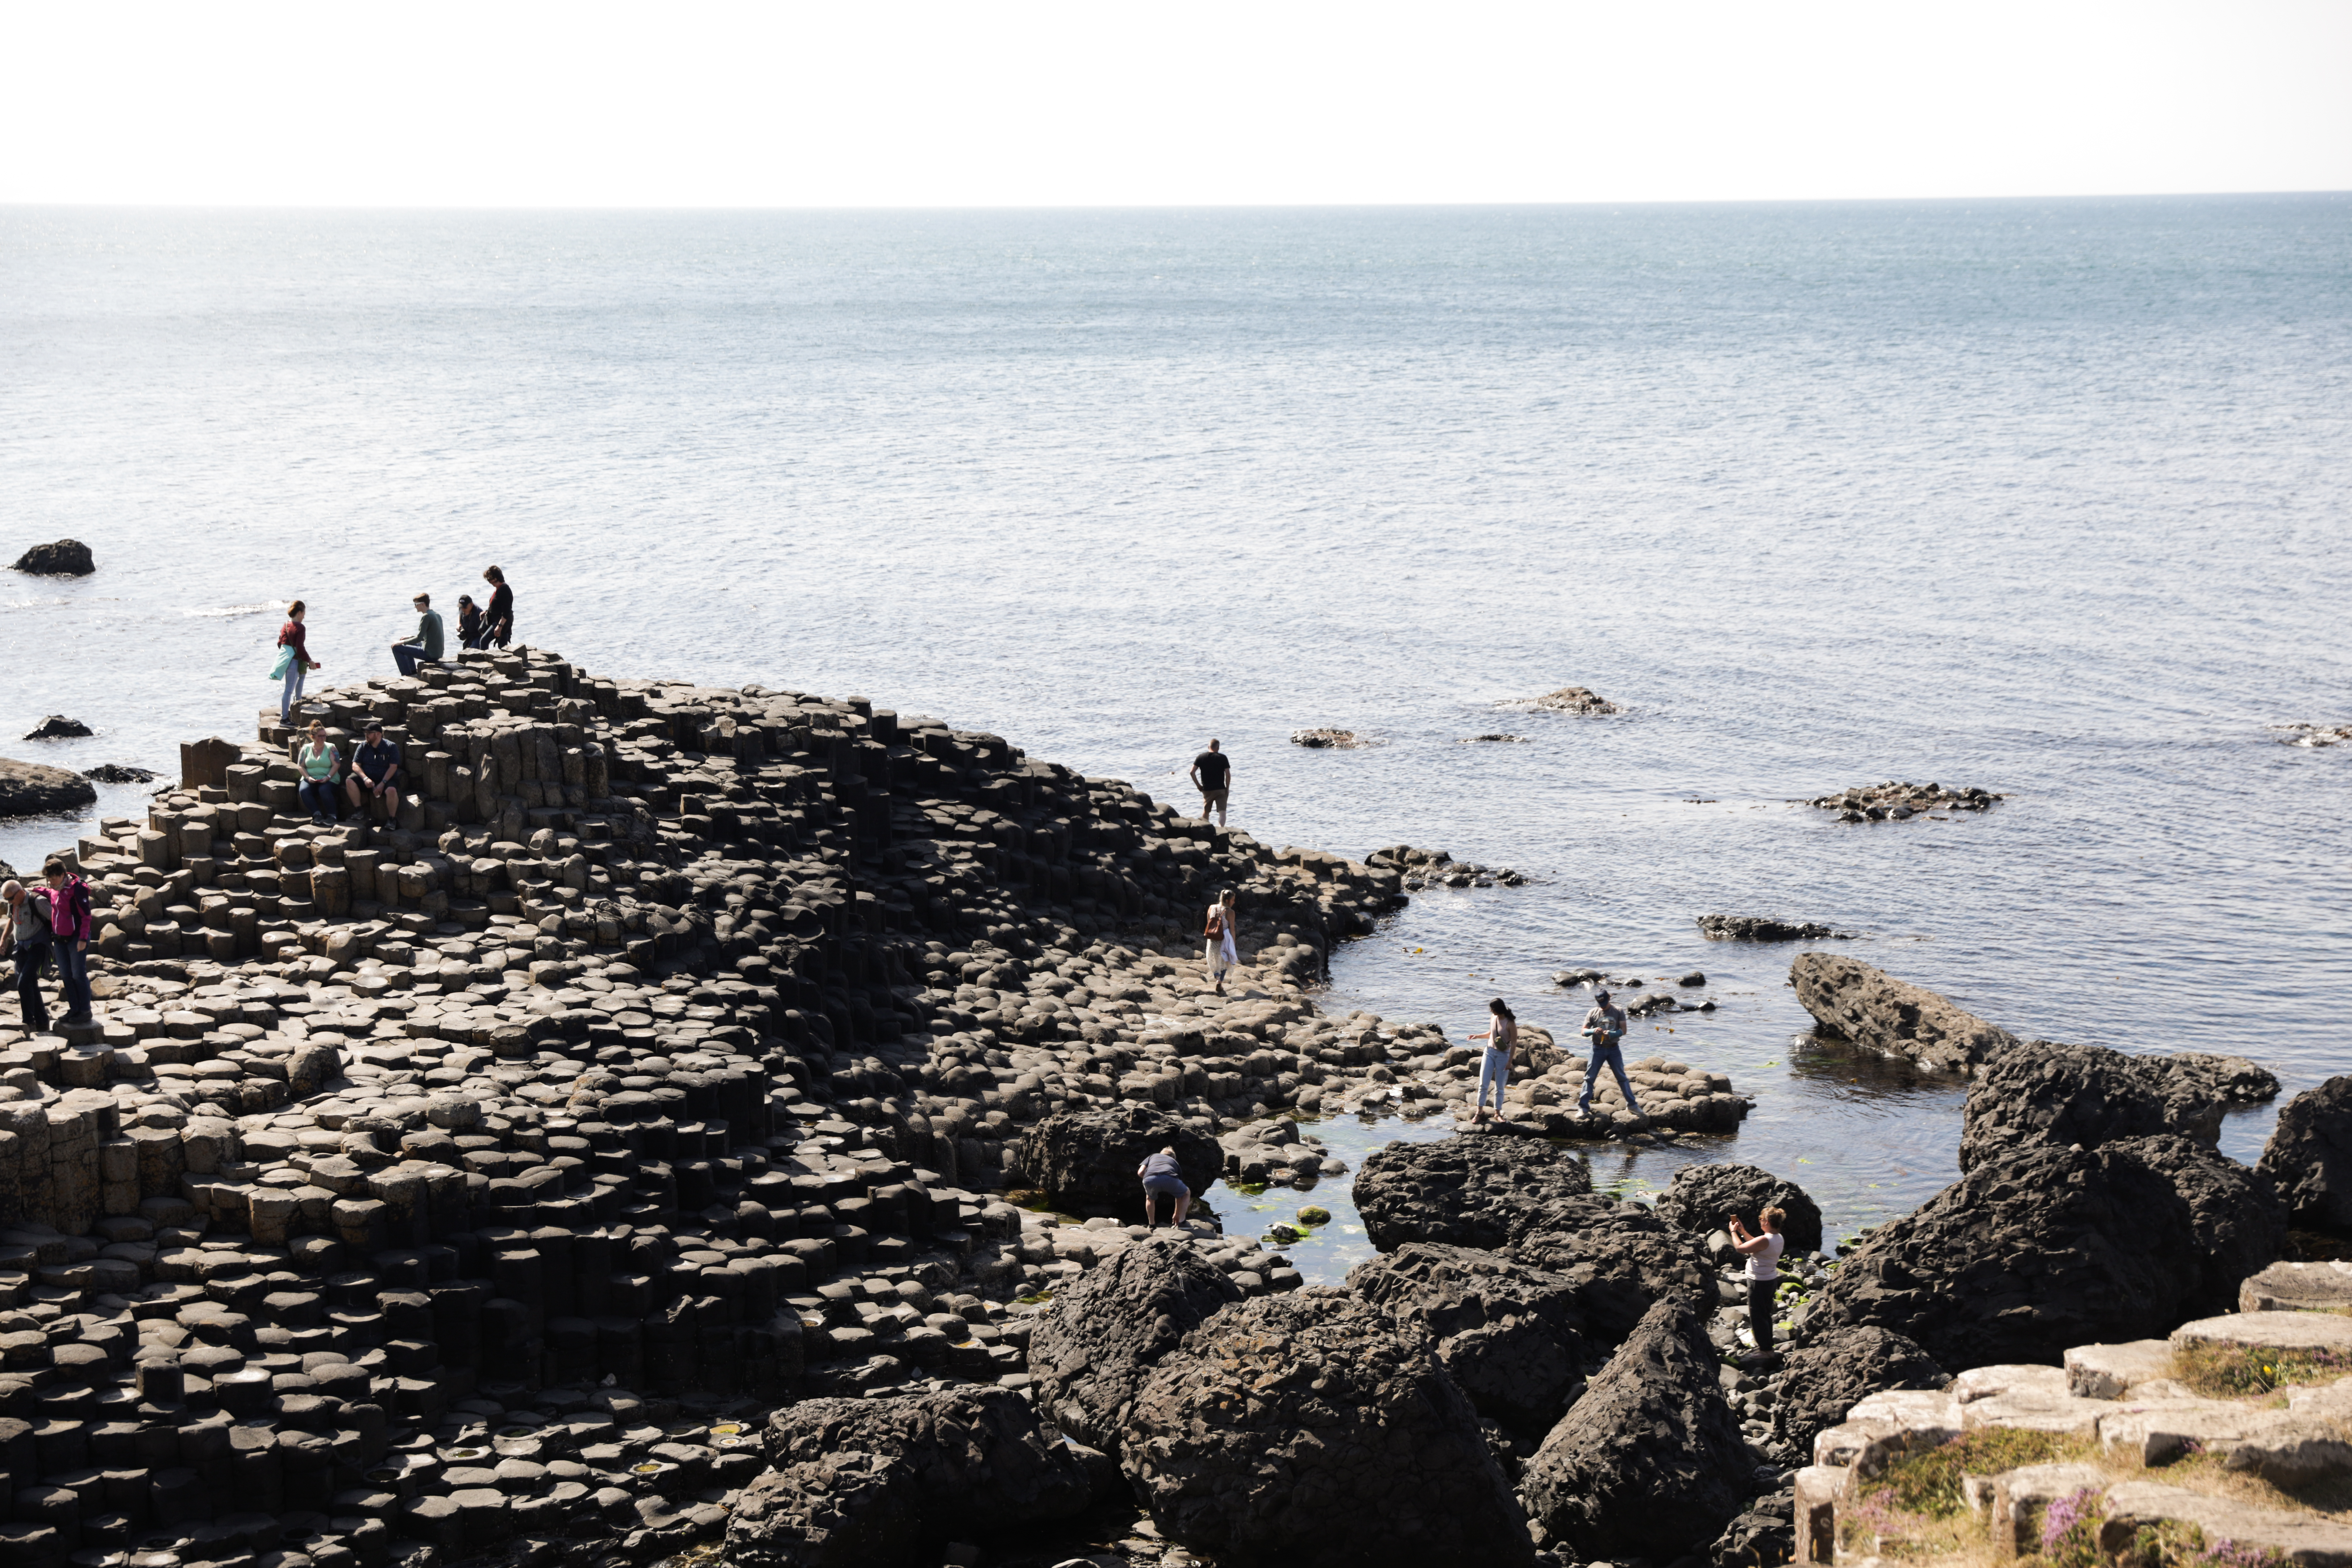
{"left": 0, "top": 755, "right": 100, "bottom": 818}
{"left": 1696, "top": 912, "right": 1854, "bottom": 941}
{"left": 10, "top": 537, "right": 96, "bottom": 575}
{"left": 1803, "top": 780, "right": 2001, "bottom": 820}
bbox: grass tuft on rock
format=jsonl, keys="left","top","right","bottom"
{"left": 2172, "top": 1341, "right": 2352, "bottom": 1397}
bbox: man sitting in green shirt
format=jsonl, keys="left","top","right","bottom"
{"left": 391, "top": 591, "right": 445, "bottom": 677}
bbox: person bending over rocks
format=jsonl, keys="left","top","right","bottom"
{"left": 1578, "top": 988, "right": 1636, "bottom": 1116}
{"left": 1729, "top": 1206, "right": 1787, "bottom": 1359}
{"left": 455, "top": 593, "right": 485, "bottom": 649}
{"left": 1139, "top": 1146, "right": 1193, "bottom": 1228}
{"left": 1191, "top": 738, "right": 1231, "bottom": 828}
{"left": 1205, "top": 889, "right": 1239, "bottom": 996}
{"left": 1469, "top": 997, "right": 1520, "bottom": 1126}
{"left": 347, "top": 720, "right": 404, "bottom": 823}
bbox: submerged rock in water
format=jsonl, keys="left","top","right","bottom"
{"left": 81, "top": 762, "right": 155, "bottom": 784}
{"left": 1696, "top": 912, "right": 1854, "bottom": 941}
{"left": 1125, "top": 1287, "right": 1534, "bottom": 1568}
{"left": 1290, "top": 727, "right": 1371, "bottom": 748}
{"left": 2273, "top": 722, "right": 2352, "bottom": 747}
{"left": 1803, "top": 779, "right": 2002, "bottom": 820}
{"left": 1519, "top": 685, "right": 1621, "bottom": 715}
{"left": 1027, "top": 1234, "right": 1240, "bottom": 1456}
{"left": 2257, "top": 1076, "right": 2352, "bottom": 1237}
{"left": 10, "top": 537, "right": 95, "bottom": 575}
{"left": 1520, "top": 1294, "right": 1751, "bottom": 1561}
{"left": 0, "top": 756, "right": 98, "bottom": 817}
{"left": 1460, "top": 732, "right": 1528, "bottom": 743}
{"left": 1366, "top": 843, "right": 1526, "bottom": 888}
{"left": 22, "top": 714, "right": 92, "bottom": 740}
{"left": 1789, "top": 953, "right": 2021, "bottom": 1072}
{"left": 1806, "top": 1134, "right": 2285, "bottom": 1369}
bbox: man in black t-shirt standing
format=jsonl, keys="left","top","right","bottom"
{"left": 1190, "top": 739, "right": 1231, "bottom": 828}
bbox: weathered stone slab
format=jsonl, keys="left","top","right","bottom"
{"left": 2099, "top": 1481, "right": 2352, "bottom": 1568}
{"left": 2065, "top": 1339, "right": 2176, "bottom": 1399}
{"left": 2242, "top": 1260, "right": 2352, "bottom": 1316}
{"left": 2172, "top": 1310, "right": 2352, "bottom": 1356}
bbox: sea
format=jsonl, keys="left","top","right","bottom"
{"left": 4, "top": 198, "right": 2349, "bottom": 1276}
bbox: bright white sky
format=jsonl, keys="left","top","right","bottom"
{"left": 4, "top": 1, "right": 2348, "bottom": 207}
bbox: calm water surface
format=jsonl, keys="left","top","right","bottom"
{"left": 5, "top": 199, "right": 2349, "bottom": 1245}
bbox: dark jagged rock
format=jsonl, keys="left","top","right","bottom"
{"left": 1347, "top": 1241, "right": 1596, "bottom": 1435}
{"left": 1806, "top": 1134, "right": 2285, "bottom": 1368}
{"left": 1521, "top": 686, "right": 1620, "bottom": 715}
{"left": 1711, "top": 1489, "right": 1797, "bottom": 1568}
{"left": 1958, "top": 1040, "right": 2231, "bottom": 1171}
{"left": 2274, "top": 723, "right": 2352, "bottom": 748}
{"left": 728, "top": 1385, "right": 1093, "bottom": 1568}
{"left": 1027, "top": 1235, "right": 1240, "bottom": 1454}
{"left": 1290, "top": 728, "right": 1371, "bottom": 749}
{"left": 1520, "top": 1294, "right": 1751, "bottom": 1561}
{"left": 0, "top": 757, "right": 97, "bottom": 818}
{"left": 2163, "top": 1051, "right": 2281, "bottom": 1106}
{"left": 22, "top": 715, "right": 92, "bottom": 740}
{"left": 81, "top": 762, "right": 156, "bottom": 784}
{"left": 1124, "top": 1287, "right": 1533, "bottom": 1568}
{"left": 10, "top": 538, "right": 94, "bottom": 575}
{"left": 1354, "top": 1134, "right": 1594, "bottom": 1251}
{"left": 1364, "top": 844, "right": 1525, "bottom": 889}
{"left": 1804, "top": 780, "right": 2002, "bottom": 819}
{"left": 1652, "top": 1162, "right": 1825, "bottom": 1256}
{"left": 1697, "top": 913, "right": 1853, "bottom": 941}
{"left": 2257, "top": 1076, "right": 2352, "bottom": 1236}
{"left": 1010, "top": 1104, "right": 1221, "bottom": 1222}
{"left": 1790, "top": 953, "right": 2021, "bottom": 1073}
{"left": 1768, "top": 1324, "right": 1947, "bottom": 1455}
{"left": 1506, "top": 1199, "right": 1716, "bottom": 1344}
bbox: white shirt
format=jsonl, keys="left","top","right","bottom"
{"left": 1746, "top": 1230, "right": 1786, "bottom": 1282}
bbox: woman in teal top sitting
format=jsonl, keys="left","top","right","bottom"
{"left": 294, "top": 719, "right": 342, "bottom": 825}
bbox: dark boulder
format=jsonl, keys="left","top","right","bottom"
{"left": 82, "top": 764, "right": 155, "bottom": 785}
{"left": 1789, "top": 953, "right": 2019, "bottom": 1073}
{"left": 0, "top": 758, "right": 97, "bottom": 819}
{"left": 1768, "top": 1325, "right": 1946, "bottom": 1455}
{"left": 727, "top": 1385, "right": 1092, "bottom": 1568}
{"left": 11, "top": 539, "right": 94, "bottom": 576}
{"left": 1958, "top": 1040, "right": 2222, "bottom": 1172}
{"left": 1711, "top": 1489, "right": 1797, "bottom": 1568}
{"left": 1346, "top": 1241, "right": 1596, "bottom": 1435}
{"left": 1124, "top": 1287, "right": 1533, "bottom": 1568}
{"left": 1506, "top": 1195, "right": 1716, "bottom": 1343}
{"left": 1353, "top": 1133, "right": 1593, "bottom": 1251}
{"left": 22, "top": 715, "right": 91, "bottom": 741}
{"left": 1806, "top": 1134, "right": 2285, "bottom": 1369}
{"left": 1010, "top": 1104, "right": 1220, "bottom": 1222}
{"left": 2162, "top": 1051, "right": 2280, "bottom": 1107}
{"left": 1520, "top": 1294, "right": 1752, "bottom": 1562}
{"left": 1697, "top": 914, "right": 1852, "bottom": 941}
{"left": 1652, "top": 1162, "right": 1825, "bottom": 1256}
{"left": 2256, "top": 1076, "right": 2352, "bottom": 1236}
{"left": 1026, "top": 1234, "right": 1239, "bottom": 1454}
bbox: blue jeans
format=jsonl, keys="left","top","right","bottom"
{"left": 1475, "top": 1047, "right": 1512, "bottom": 1115}
{"left": 392, "top": 641, "right": 433, "bottom": 677}
{"left": 55, "top": 942, "right": 91, "bottom": 1019}
{"left": 1579, "top": 1041, "right": 1637, "bottom": 1114}
{"left": 298, "top": 778, "right": 340, "bottom": 818}
{"left": 280, "top": 659, "right": 306, "bottom": 723}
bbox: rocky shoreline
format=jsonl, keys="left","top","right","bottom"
{"left": 0, "top": 649, "right": 2336, "bottom": 1568}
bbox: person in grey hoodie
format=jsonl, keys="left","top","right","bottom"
{"left": 390, "top": 591, "right": 445, "bottom": 677}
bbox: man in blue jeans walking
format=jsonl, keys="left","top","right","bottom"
{"left": 1577, "top": 988, "right": 1637, "bottom": 1117}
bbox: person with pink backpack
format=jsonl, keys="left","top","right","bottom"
{"left": 40, "top": 857, "right": 95, "bottom": 1027}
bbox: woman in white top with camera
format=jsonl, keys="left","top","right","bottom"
{"left": 1728, "top": 1206, "right": 1787, "bottom": 1359}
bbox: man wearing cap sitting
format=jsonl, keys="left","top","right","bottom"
{"left": 1577, "top": 987, "right": 1639, "bottom": 1118}
{"left": 390, "top": 591, "right": 445, "bottom": 678}
{"left": 347, "top": 721, "right": 405, "bottom": 823}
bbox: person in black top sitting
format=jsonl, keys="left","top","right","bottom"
{"left": 1190, "top": 738, "right": 1231, "bottom": 828}
{"left": 347, "top": 720, "right": 405, "bottom": 823}
{"left": 481, "top": 565, "right": 515, "bottom": 648}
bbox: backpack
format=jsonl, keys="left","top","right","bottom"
{"left": 49, "top": 877, "right": 91, "bottom": 941}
